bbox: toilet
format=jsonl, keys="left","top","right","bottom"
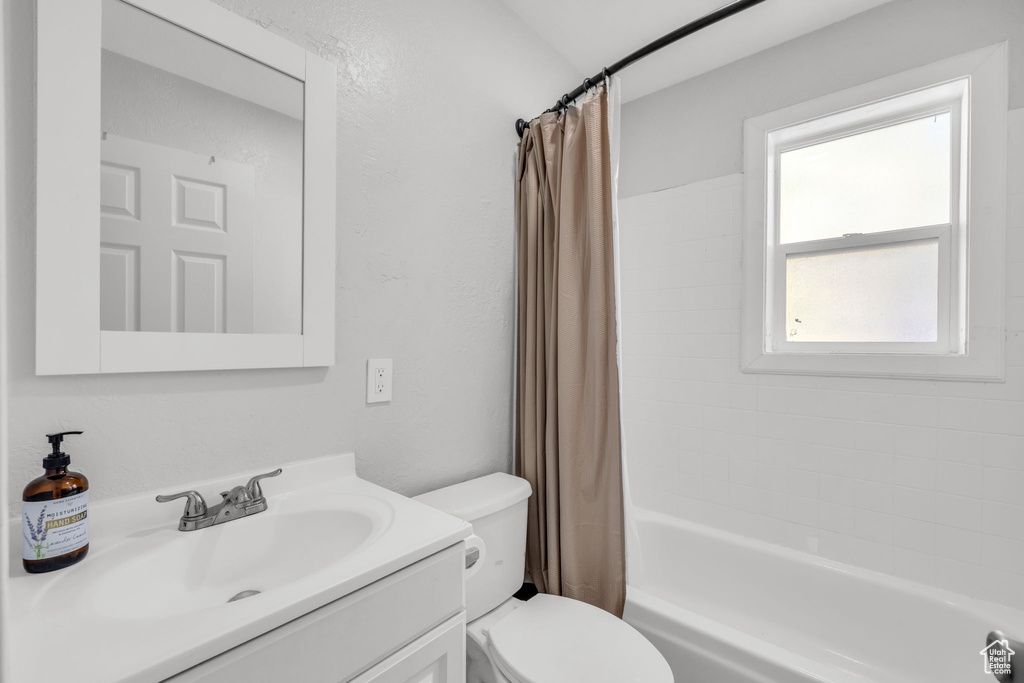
{"left": 414, "top": 473, "right": 673, "bottom": 683}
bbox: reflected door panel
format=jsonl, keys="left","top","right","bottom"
{"left": 100, "top": 134, "right": 255, "bottom": 333}
{"left": 99, "top": 244, "right": 139, "bottom": 331}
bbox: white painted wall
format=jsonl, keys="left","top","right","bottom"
{"left": 619, "top": 157, "right": 1024, "bottom": 610}
{"left": 620, "top": 0, "right": 1024, "bottom": 197}
{"left": 3, "top": 0, "right": 580, "bottom": 507}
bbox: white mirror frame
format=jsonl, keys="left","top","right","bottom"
{"left": 36, "top": 0, "right": 336, "bottom": 375}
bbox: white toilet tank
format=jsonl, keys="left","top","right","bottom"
{"left": 414, "top": 473, "right": 532, "bottom": 622}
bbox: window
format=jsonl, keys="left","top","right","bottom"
{"left": 776, "top": 91, "right": 961, "bottom": 355}
{"left": 742, "top": 44, "right": 1007, "bottom": 380}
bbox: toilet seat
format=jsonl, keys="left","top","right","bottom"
{"left": 484, "top": 594, "right": 673, "bottom": 683}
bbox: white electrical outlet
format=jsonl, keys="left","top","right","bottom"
{"left": 366, "top": 359, "right": 393, "bottom": 403}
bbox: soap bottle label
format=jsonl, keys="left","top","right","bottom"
{"left": 22, "top": 492, "right": 89, "bottom": 561}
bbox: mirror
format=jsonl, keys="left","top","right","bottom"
{"left": 100, "top": 0, "right": 303, "bottom": 335}
{"left": 36, "top": 0, "right": 336, "bottom": 375}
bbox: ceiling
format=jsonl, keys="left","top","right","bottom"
{"left": 497, "top": 0, "right": 895, "bottom": 103}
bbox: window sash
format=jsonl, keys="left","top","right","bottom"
{"left": 770, "top": 224, "right": 954, "bottom": 354}
{"left": 764, "top": 94, "right": 965, "bottom": 356}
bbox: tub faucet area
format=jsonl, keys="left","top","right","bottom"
{"left": 156, "top": 468, "right": 282, "bottom": 531}
{"left": 986, "top": 631, "right": 1021, "bottom": 683}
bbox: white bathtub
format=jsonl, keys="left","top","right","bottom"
{"left": 622, "top": 509, "right": 1024, "bottom": 683}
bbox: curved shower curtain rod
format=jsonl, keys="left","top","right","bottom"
{"left": 514, "top": 0, "right": 768, "bottom": 139}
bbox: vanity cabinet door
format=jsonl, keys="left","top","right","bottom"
{"left": 349, "top": 614, "right": 465, "bottom": 683}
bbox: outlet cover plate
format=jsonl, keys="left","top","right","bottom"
{"left": 366, "top": 358, "right": 393, "bottom": 403}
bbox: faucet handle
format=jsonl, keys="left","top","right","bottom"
{"left": 245, "top": 468, "right": 282, "bottom": 501}
{"left": 155, "top": 490, "right": 208, "bottom": 518}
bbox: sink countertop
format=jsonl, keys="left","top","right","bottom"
{"left": 7, "top": 453, "right": 472, "bottom": 683}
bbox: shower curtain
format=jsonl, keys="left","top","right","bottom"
{"left": 515, "top": 83, "right": 625, "bottom": 617}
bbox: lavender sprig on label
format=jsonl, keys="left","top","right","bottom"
{"left": 24, "top": 506, "right": 50, "bottom": 559}
{"left": 24, "top": 512, "right": 39, "bottom": 542}
{"left": 35, "top": 507, "right": 48, "bottom": 542}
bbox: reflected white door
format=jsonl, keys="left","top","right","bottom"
{"left": 100, "top": 134, "right": 255, "bottom": 333}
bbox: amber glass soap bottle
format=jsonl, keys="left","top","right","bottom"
{"left": 22, "top": 431, "right": 90, "bottom": 573}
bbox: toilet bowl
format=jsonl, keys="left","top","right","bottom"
{"left": 415, "top": 473, "right": 673, "bottom": 683}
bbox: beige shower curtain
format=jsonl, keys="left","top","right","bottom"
{"left": 515, "top": 85, "right": 625, "bottom": 617}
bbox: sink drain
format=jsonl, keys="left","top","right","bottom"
{"left": 228, "top": 590, "right": 261, "bottom": 603}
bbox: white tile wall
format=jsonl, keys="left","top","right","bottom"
{"left": 618, "top": 108, "right": 1024, "bottom": 611}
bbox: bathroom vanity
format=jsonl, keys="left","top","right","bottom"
{"left": 7, "top": 454, "right": 472, "bottom": 682}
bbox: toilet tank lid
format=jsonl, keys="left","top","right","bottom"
{"left": 413, "top": 473, "right": 532, "bottom": 522}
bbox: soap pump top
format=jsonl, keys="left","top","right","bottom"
{"left": 43, "top": 430, "right": 83, "bottom": 470}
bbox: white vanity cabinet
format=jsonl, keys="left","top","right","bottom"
{"left": 351, "top": 615, "right": 465, "bottom": 683}
{"left": 166, "top": 544, "right": 467, "bottom": 683}
{"left": 9, "top": 454, "right": 474, "bottom": 683}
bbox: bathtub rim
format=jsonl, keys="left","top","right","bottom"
{"left": 628, "top": 506, "right": 1024, "bottom": 631}
{"left": 625, "top": 584, "right": 854, "bottom": 683}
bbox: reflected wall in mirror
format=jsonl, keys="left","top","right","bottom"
{"left": 100, "top": 0, "right": 304, "bottom": 335}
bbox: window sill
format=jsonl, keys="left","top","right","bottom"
{"left": 741, "top": 326, "right": 1004, "bottom": 381}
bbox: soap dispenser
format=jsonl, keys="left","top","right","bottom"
{"left": 22, "top": 431, "right": 90, "bottom": 573}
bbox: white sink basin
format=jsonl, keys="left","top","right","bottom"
{"left": 9, "top": 453, "right": 471, "bottom": 683}
{"left": 84, "top": 495, "right": 392, "bottom": 619}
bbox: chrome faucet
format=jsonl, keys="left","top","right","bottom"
{"left": 156, "top": 468, "right": 282, "bottom": 531}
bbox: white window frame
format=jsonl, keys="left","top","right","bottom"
{"left": 742, "top": 44, "right": 1007, "bottom": 381}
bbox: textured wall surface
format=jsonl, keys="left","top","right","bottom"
{"left": 4, "top": 0, "right": 580, "bottom": 505}
{"left": 620, "top": 0, "right": 1024, "bottom": 197}
{"left": 619, "top": 110, "right": 1024, "bottom": 609}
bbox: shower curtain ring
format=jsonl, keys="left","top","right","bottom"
{"left": 583, "top": 77, "right": 592, "bottom": 92}
{"left": 561, "top": 93, "right": 570, "bottom": 108}
{"left": 602, "top": 67, "right": 610, "bottom": 84}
